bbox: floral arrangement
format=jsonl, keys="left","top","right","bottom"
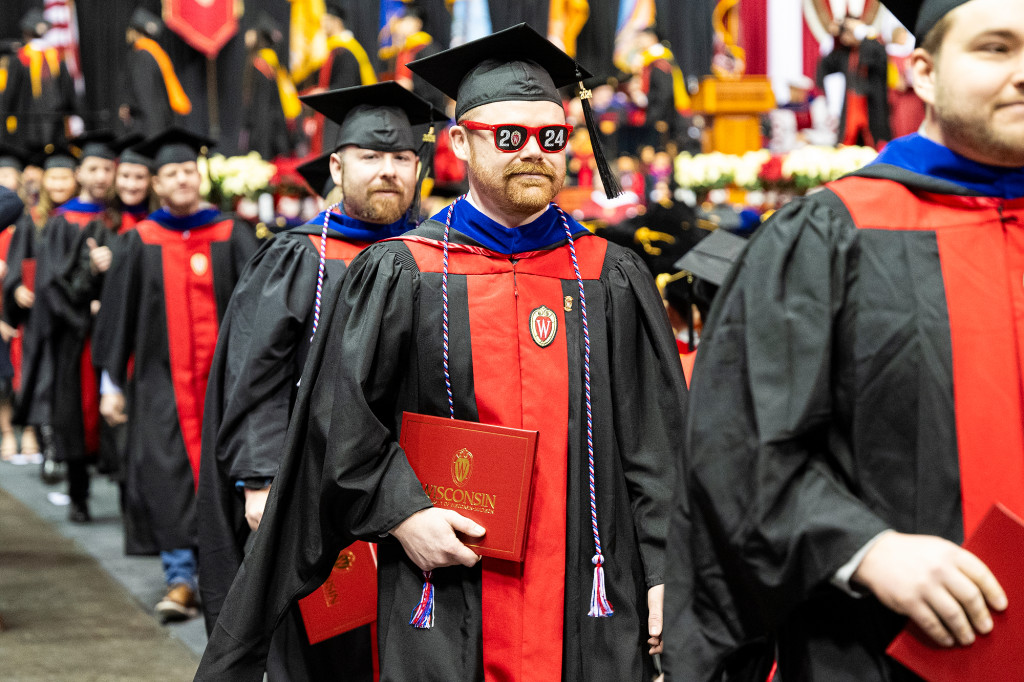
{"left": 675, "top": 145, "right": 878, "bottom": 194}
{"left": 199, "top": 152, "right": 278, "bottom": 210}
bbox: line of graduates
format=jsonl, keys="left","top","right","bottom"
{"left": 194, "top": 2, "right": 1024, "bottom": 681}
{"left": 5, "top": 0, "right": 1022, "bottom": 679}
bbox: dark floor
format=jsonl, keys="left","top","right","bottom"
{"left": 0, "top": 459, "right": 206, "bottom": 681}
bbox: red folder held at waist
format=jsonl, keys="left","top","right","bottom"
{"left": 400, "top": 412, "right": 538, "bottom": 562}
{"left": 887, "top": 504, "right": 1024, "bottom": 681}
{"left": 21, "top": 258, "right": 35, "bottom": 293}
{"left": 299, "top": 541, "right": 378, "bottom": 645}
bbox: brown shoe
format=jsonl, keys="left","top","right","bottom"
{"left": 155, "top": 584, "right": 198, "bottom": 623}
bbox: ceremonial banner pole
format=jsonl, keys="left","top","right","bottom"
{"left": 206, "top": 57, "right": 220, "bottom": 139}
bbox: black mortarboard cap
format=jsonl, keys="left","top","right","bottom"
{"left": 297, "top": 152, "right": 335, "bottom": 198}
{"left": 883, "top": 0, "right": 970, "bottom": 39}
{"left": 324, "top": 0, "right": 347, "bottom": 21}
{"left": 20, "top": 9, "right": 50, "bottom": 38}
{"left": 407, "top": 23, "right": 623, "bottom": 197}
{"left": 300, "top": 82, "right": 448, "bottom": 153}
{"left": 133, "top": 127, "right": 215, "bottom": 169}
{"left": 112, "top": 134, "right": 153, "bottom": 171}
{"left": 0, "top": 143, "right": 29, "bottom": 171}
{"left": 36, "top": 143, "right": 79, "bottom": 170}
{"left": 673, "top": 228, "right": 746, "bottom": 287}
{"left": 129, "top": 7, "right": 162, "bottom": 38}
{"left": 407, "top": 23, "right": 587, "bottom": 120}
{"left": 71, "top": 130, "right": 118, "bottom": 161}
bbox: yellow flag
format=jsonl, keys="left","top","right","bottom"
{"left": 290, "top": 0, "right": 329, "bottom": 83}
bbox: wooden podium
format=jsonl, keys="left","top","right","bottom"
{"left": 692, "top": 76, "right": 776, "bottom": 155}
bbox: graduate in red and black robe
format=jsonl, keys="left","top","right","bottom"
{"left": 198, "top": 25, "right": 687, "bottom": 682}
{"left": 199, "top": 83, "right": 446, "bottom": 681}
{"left": 51, "top": 139, "right": 152, "bottom": 493}
{"left": 46, "top": 132, "right": 117, "bottom": 521}
{"left": 2, "top": 148, "right": 79, "bottom": 462}
{"left": 94, "top": 128, "right": 259, "bottom": 621}
{"left": 664, "top": 1, "right": 1024, "bottom": 676}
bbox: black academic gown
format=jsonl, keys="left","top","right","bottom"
{"left": 242, "top": 55, "right": 289, "bottom": 160}
{"left": 5, "top": 45, "right": 76, "bottom": 149}
{"left": 3, "top": 211, "right": 61, "bottom": 425}
{"left": 199, "top": 224, "right": 377, "bottom": 682}
{"left": 663, "top": 163, "right": 1024, "bottom": 681}
{"left": 45, "top": 209, "right": 112, "bottom": 464}
{"left": 123, "top": 43, "right": 175, "bottom": 137}
{"left": 817, "top": 39, "right": 891, "bottom": 146}
{"left": 50, "top": 210, "right": 146, "bottom": 472}
{"left": 195, "top": 211, "right": 687, "bottom": 682}
{"left": 94, "top": 211, "right": 258, "bottom": 553}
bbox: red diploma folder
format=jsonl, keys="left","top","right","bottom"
{"left": 887, "top": 504, "right": 1024, "bottom": 680}
{"left": 400, "top": 412, "right": 538, "bottom": 562}
{"left": 298, "top": 541, "right": 378, "bottom": 645}
{"left": 21, "top": 258, "right": 35, "bottom": 293}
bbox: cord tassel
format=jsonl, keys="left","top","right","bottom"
{"left": 588, "top": 554, "right": 614, "bottom": 617}
{"left": 409, "top": 570, "right": 435, "bottom": 629}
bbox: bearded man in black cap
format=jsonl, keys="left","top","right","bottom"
{"left": 198, "top": 82, "right": 445, "bottom": 682}
{"left": 196, "top": 23, "right": 686, "bottom": 682}
{"left": 93, "top": 128, "right": 259, "bottom": 622}
{"left": 664, "top": 0, "right": 1024, "bottom": 679}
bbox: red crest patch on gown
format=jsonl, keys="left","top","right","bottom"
{"left": 529, "top": 305, "right": 558, "bottom": 348}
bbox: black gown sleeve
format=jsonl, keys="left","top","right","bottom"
{"left": 93, "top": 230, "right": 142, "bottom": 387}
{"left": 645, "top": 63, "right": 676, "bottom": 129}
{"left": 605, "top": 247, "right": 689, "bottom": 588}
{"left": 664, "top": 196, "right": 892, "bottom": 680}
{"left": 196, "top": 244, "right": 433, "bottom": 681}
{"left": 0, "top": 187, "right": 23, "bottom": 229}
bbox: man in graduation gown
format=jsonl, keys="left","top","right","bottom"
{"left": 94, "top": 128, "right": 259, "bottom": 621}
{"left": 817, "top": 16, "right": 892, "bottom": 149}
{"left": 199, "top": 82, "right": 446, "bottom": 682}
{"left": 196, "top": 24, "right": 686, "bottom": 682}
{"left": 2, "top": 147, "right": 79, "bottom": 471}
{"left": 313, "top": 2, "right": 377, "bottom": 155}
{"left": 240, "top": 14, "right": 295, "bottom": 161}
{"left": 5, "top": 10, "right": 76, "bottom": 150}
{"left": 45, "top": 132, "right": 117, "bottom": 521}
{"left": 119, "top": 9, "right": 191, "bottom": 137}
{"left": 664, "top": 0, "right": 1024, "bottom": 679}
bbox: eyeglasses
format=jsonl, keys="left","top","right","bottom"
{"left": 461, "top": 121, "right": 574, "bottom": 153}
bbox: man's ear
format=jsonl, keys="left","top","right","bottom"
{"left": 329, "top": 150, "right": 343, "bottom": 186}
{"left": 450, "top": 125, "right": 470, "bottom": 162}
{"left": 911, "top": 47, "right": 937, "bottom": 106}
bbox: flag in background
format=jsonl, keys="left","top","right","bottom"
{"left": 42, "top": 0, "right": 83, "bottom": 94}
{"left": 613, "top": 0, "right": 656, "bottom": 72}
{"left": 548, "top": 0, "right": 589, "bottom": 58}
{"left": 378, "top": 0, "right": 407, "bottom": 62}
{"left": 449, "top": 0, "right": 491, "bottom": 48}
{"left": 290, "top": 0, "right": 329, "bottom": 83}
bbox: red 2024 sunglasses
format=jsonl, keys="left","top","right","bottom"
{"left": 461, "top": 121, "right": 574, "bottom": 153}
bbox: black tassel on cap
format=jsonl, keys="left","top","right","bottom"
{"left": 577, "top": 67, "right": 622, "bottom": 199}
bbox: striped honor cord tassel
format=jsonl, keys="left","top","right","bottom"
{"left": 409, "top": 570, "right": 435, "bottom": 629}
{"left": 556, "top": 206, "right": 613, "bottom": 618}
